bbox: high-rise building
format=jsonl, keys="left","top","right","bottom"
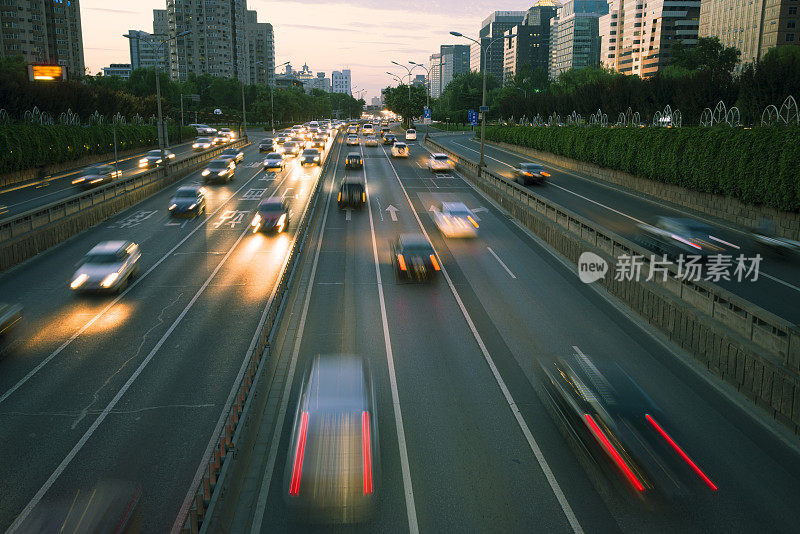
{"left": 102, "top": 63, "right": 132, "bottom": 79}
{"left": 153, "top": 9, "right": 168, "bottom": 36}
{"left": 0, "top": 0, "right": 85, "bottom": 78}
{"left": 429, "top": 52, "right": 443, "bottom": 98}
{"left": 245, "top": 10, "right": 274, "bottom": 86}
{"left": 412, "top": 74, "right": 426, "bottom": 86}
{"left": 166, "top": 0, "right": 249, "bottom": 82}
{"left": 549, "top": 0, "right": 608, "bottom": 78}
{"left": 699, "top": 0, "right": 795, "bottom": 66}
{"left": 478, "top": 11, "right": 526, "bottom": 83}
{"left": 312, "top": 72, "right": 331, "bottom": 92}
{"left": 371, "top": 96, "right": 382, "bottom": 106}
{"left": 601, "top": 0, "right": 700, "bottom": 77}
{"left": 127, "top": 30, "right": 169, "bottom": 72}
{"left": 331, "top": 69, "right": 351, "bottom": 94}
{"left": 470, "top": 42, "right": 482, "bottom": 72}
{"left": 503, "top": 1, "right": 559, "bottom": 84}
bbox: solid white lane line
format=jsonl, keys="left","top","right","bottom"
{"left": 248, "top": 150, "right": 337, "bottom": 534}
{"left": 0, "top": 163, "right": 272, "bottom": 407}
{"left": 709, "top": 235, "right": 741, "bottom": 249}
{"left": 8, "top": 193, "right": 268, "bottom": 533}
{"left": 487, "top": 247, "right": 517, "bottom": 279}
{"left": 379, "top": 145, "right": 584, "bottom": 534}
{"left": 361, "top": 144, "right": 420, "bottom": 534}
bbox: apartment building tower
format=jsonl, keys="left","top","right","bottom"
{"left": 476, "top": 11, "right": 527, "bottom": 82}
{"left": 332, "top": 69, "right": 351, "bottom": 94}
{"left": 549, "top": 0, "right": 608, "bottom": 77}
{"left": 503, "top": 1, "right": 559, "bottom": 84}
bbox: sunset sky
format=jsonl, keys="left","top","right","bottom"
{"left": 81, "top": 0, "right": 536, "bottom": 100}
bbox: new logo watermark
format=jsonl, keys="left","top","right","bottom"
{"left": 578, "top": 252, "right": 609, "bottom": 283}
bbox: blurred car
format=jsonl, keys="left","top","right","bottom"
{"left": 539, "top": 352, "right": 718, "bottom": 501}
{"left": 284, "top": 354, "right": 379, "bottom": 524}
{"left": 405, "top": 129, "right": 417, "bottom": 141}
{"left": 364, "top": 135, "right": 378, "bottom": 147}
{"left": 432, "top": 201, "right": 479, "bottom": 238}
{"left": 346, "top": 134, "right": 360, "bottom": 146}
{"left": 362, "top": 123, "right": 374, "bottom": 135}
{"left": 220, "top": 147, "right": 244, "bottom": 164}
{"left": 72, "top": 164, "right": 121, "bottom": 188}
{"left": 139, "top": 149, "right": 175, "bottom": 168}
{"left": 427, "top": 153, "right": 454, "bottom": 172}
{"left": 263, "top": 152, "right": 286, "bottom": 171}
{"left": 201, "top": 159, "right": 236, "bottom": 183}
{"left": 636, "top": 217, "right": 727, "bottom": 259}
{"left": 168, "top": 185, "right": 206, "bottom": 217}
{"left": 513, "top": 162, "right": 550, "bottom": 185}
{"left": 381, "top": 134, "right": 396, "bottom": 146}
{"left": 190, "top": 123, "right": 217, "bottom": 135}
{"left": 347, "top": 124, "right": 359, "bottom": 135}
{"left": 751, "top": 218, "right": 800, "bottom": 257}
{"left": 275, "top": 135, "right": 291, "bottom": 146}
{"left": 391, "top": 233, "right": 440, "bottom": 282}
{"left": 345, "top": 153, "right": 363, "bottom": 170}
{"left": 0, "top": 302, "right": 23, "bottom": 356}
{"left": 251, "top": 197, "right": 290, "bottom": 233}
{"left": 391, "top": 142, "right": 409, "bottom": 158}
{"left": 218, "top": 127, "right": 236, "bottom": 140}
{"left": 300, "top": 148, "right": 322, "bottom": 166}
{"left": 309, "top": 136, "right": 326, "bottom": 150}
{"left": 212, "top": 133, "right": 228, "bottom": 144}
{"left": 281, "top": 141, "right": 301, "bottom": 157}
{"left": 70, "top": 241, "right": 141, "bottom": 293}
{"left": 338, "top": 177, "right": 365, "bottom": 210}
{"left": 259, "top": 138, "right": 275, "bottom": 152}
{"left": 192, "top": 137, "right": 213, "bottom": 151}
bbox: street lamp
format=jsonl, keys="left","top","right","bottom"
{"left": 124, "top": 29, "right": 191, "bottom": 166}
{"left": 409, "top": 61, "right": 432, "bottom": 139}
{"left": 258, "top": 60, "right": 290, "bottom": 131}
{"left": 450, "top": 30, "right": 514, "bottom": 167}
{"left": 221, "top": 60, "right": 248, "bottom": 139}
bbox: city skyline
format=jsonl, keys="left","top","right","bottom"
{"left": 81, "top": 0, "right": 539, "bottom": 100}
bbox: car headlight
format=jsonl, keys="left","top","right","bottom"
{"left": 218, "top": 170, "right": 227, "bottom": 176}
{"left": 314, "top": 157, "right": 319, "bottom": 161}
{"left": 101, "top": 272, "right": 120, "bottom": 288}
{"left": 192, "top": 144, "right": 200, "bottom": 148}
{"left": 70, "top": 273, "right": 88, "bottom": 289}
{"left": 139, "top": 158, "right": 147, "bottom": 164}
{"left": 251, "top": 213, "right": 261, "bottom": 226}
{"left": 202, "top": 170, "right": 210, "bottom": 176}
{"left": 156, "top": 159, "right": 163, "bottom": 164}
{"left": 169, "top": 203, "right": 176, "bottom": 210}
{"left": 189, "top": 203, "right": 196, "bottom": 210}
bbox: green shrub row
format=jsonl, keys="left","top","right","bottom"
{"left": 0, "top": 124, "right": 197, "bottom": 173}
{"left": 484, "top": 125, "right": 800, "bottom": 212}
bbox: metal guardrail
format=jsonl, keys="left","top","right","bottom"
{"left": 426, "top": 138, "right": 800, "bottom": 374}
{"left": 0, "top": 140, "right": 246, "bottom": 246}
{"left": 175, "top": 131, "right": 343, "bottom": 534}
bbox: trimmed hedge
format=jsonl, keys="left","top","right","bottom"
{"left": 0, "top": 124, "right": 197, "bottom": 173}
{"left": 485, "top": 125, "right": 800, "bottom": 212}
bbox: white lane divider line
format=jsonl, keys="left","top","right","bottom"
{"left": 249, "top": 146, "right": 338, "bottom": 534}
{"left": 362, "top": 143, "right": 420, "bottom": 534}
{"left": 487, "top": 247, "right": 517, "bottom": 279}
{"left": 709, "top": 235, "right": 741, "bottom": 249}
{"left": 0, "top": 165, "right": 269, "bottom": 408}
{"left": 380, "top": 144, "right": 584, "bottom": 534}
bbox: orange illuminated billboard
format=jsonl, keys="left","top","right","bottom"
{"left": 28, "top": 65, "right": 66, "bottom": 82}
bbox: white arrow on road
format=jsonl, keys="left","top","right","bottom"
{"left": 386, "top": 205, "right": 399, "bottom": 222}
{"left": 473, "top": 206, "right": 488, "bottom": 213}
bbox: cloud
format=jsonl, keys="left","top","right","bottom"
{"left": 85, "top": 7, "right": 140, "bottom": 14}
{"left": 281, "top": 24, "right": 360, "bottom": 33}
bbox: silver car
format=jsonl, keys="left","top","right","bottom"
{"left": 70, "top": 241, "right": 141, "bottom": 293}
{"left": 263, "top": 152, "right": 285, "bottom": 171}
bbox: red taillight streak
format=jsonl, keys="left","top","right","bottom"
{"left": 670, "top": 234, "right": 702, "bottom": 250}
{"left": 645, "top": 414, "right": 717, "bottom": 491}
{"left": 584, "top": 414, "right": 645, "bottom": 491}
{"left": 289, "top": 412, "right": 309, "bottom": 496}
{"left": 362, "top": 411, "right": 373, "bottom": 495}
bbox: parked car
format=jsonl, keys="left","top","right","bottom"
{"left": 72, "top": 164, "right": 121, "bottom": 188}
{"left": 70, "top": 241, "right": 141, "bottom": 293}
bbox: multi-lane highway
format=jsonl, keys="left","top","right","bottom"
{"left": 213, "top": 128, "right": 800, "bottom": 533}
{"left": 432, "top": 132, "right": 800, "bottom": 324}
{"left": 0, "top": 138, "right": 203, "bottom": 220}
{"left": 0, "top": 131, "right": 337, "bottom": 531}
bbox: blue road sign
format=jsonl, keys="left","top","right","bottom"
{"left": 468, "top": 110, "right": 477, "bottom": 126}
{"left": 423, "top": 106, "right": 431, "bottom": 125}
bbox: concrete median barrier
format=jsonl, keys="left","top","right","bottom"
{"left": 427, "top": 137, "right": 800, "bottom": 435}
{"left": 0, "top": 140, "right": 247, "bottom": 272}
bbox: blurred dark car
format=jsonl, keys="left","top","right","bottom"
{"left": 281, "top": 141, "right": 301, "bottom": 157}
{"left": 391, "top": 233, "right": 440, "bottom": 282}
{"left": 381, "top": 134, "right": 396, "bottom": 146}
{"left": 539, "top": 352, "right": 718, "bottom": 502}
{"left": 345, "top": 153, "right": 363, "bottom": 170}
{"left": 259, "top": 138, "right": 275, "bottom": 152}
{"left": 284, "top": 354, "right": 379, "bottom": 524}
{"left": 168, "top": 185, "right": 206, "bottom": 217}
{"left": 338, "top": 177, "right": 365, "bottom": 209}
{"left": 513, "top": 162, "right": 550, "bottom": 185}
{"left": 751, "top": 218, "right": 800, "bottom": 257}
{"left": 310, "top": 136, "right": 326, "bottom": 151}
{"left": 192, "top": 137, "right": 213, "bottom": 151}
{"left": 201, "top": 159, "right": 236, "bottom": 183}
{"left": 72, "top": 164, "right": 121, "bottom": 188}
{"left": 220, "top": 147, "right": 244, "bottom": 163}
{"left": 299, "top": 148, "right": 321, "bottom": 166}
{"left": 636, "top": 216, "right": 727, "bottom": 259}
{"left": 138, "top": 149, "right": 175, "bottom": 168}
{"left": 263, "top": 152, "right": 286, "bottom": 171}
{"left": 0, "top": 303, "right": 23, "bottom": 356}
{"left": 251, "top": 197, "right": 290, "bottom": 233}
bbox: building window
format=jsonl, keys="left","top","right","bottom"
{"left": 787, "top": 33, "right": 795, "bottom": 41}
{"left": 788, "top": 20, "right": 796, "bottom": 28}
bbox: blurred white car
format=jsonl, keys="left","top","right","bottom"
{"left": 391, "top": 142, "right": 409, "bottom": 157}
{"left": 405, "top": 129, "right": 417, "bottom": 141}
{"left": 432, "top": 202, "right": 479, "bottom": 238}
{"left": 427, "top": 153, "right": 454, "bottom": 172}
{"left": 70, "top": 241, "right": 141, "bottom": 293}
{"left": 346, "top": 134, "right": 360, "bottom": 146}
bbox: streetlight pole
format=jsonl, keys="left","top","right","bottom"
{"left": 449, "top": 31, "right": 514, "bottom": 168}
{"left": 259, "top": 60, "right": 289, "bottom": 132}
{"left": 124, "top": 29, "right": 191, "bottom": 167}
{"left": 409, "top": 61, "right": 432, "bottom": 139}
